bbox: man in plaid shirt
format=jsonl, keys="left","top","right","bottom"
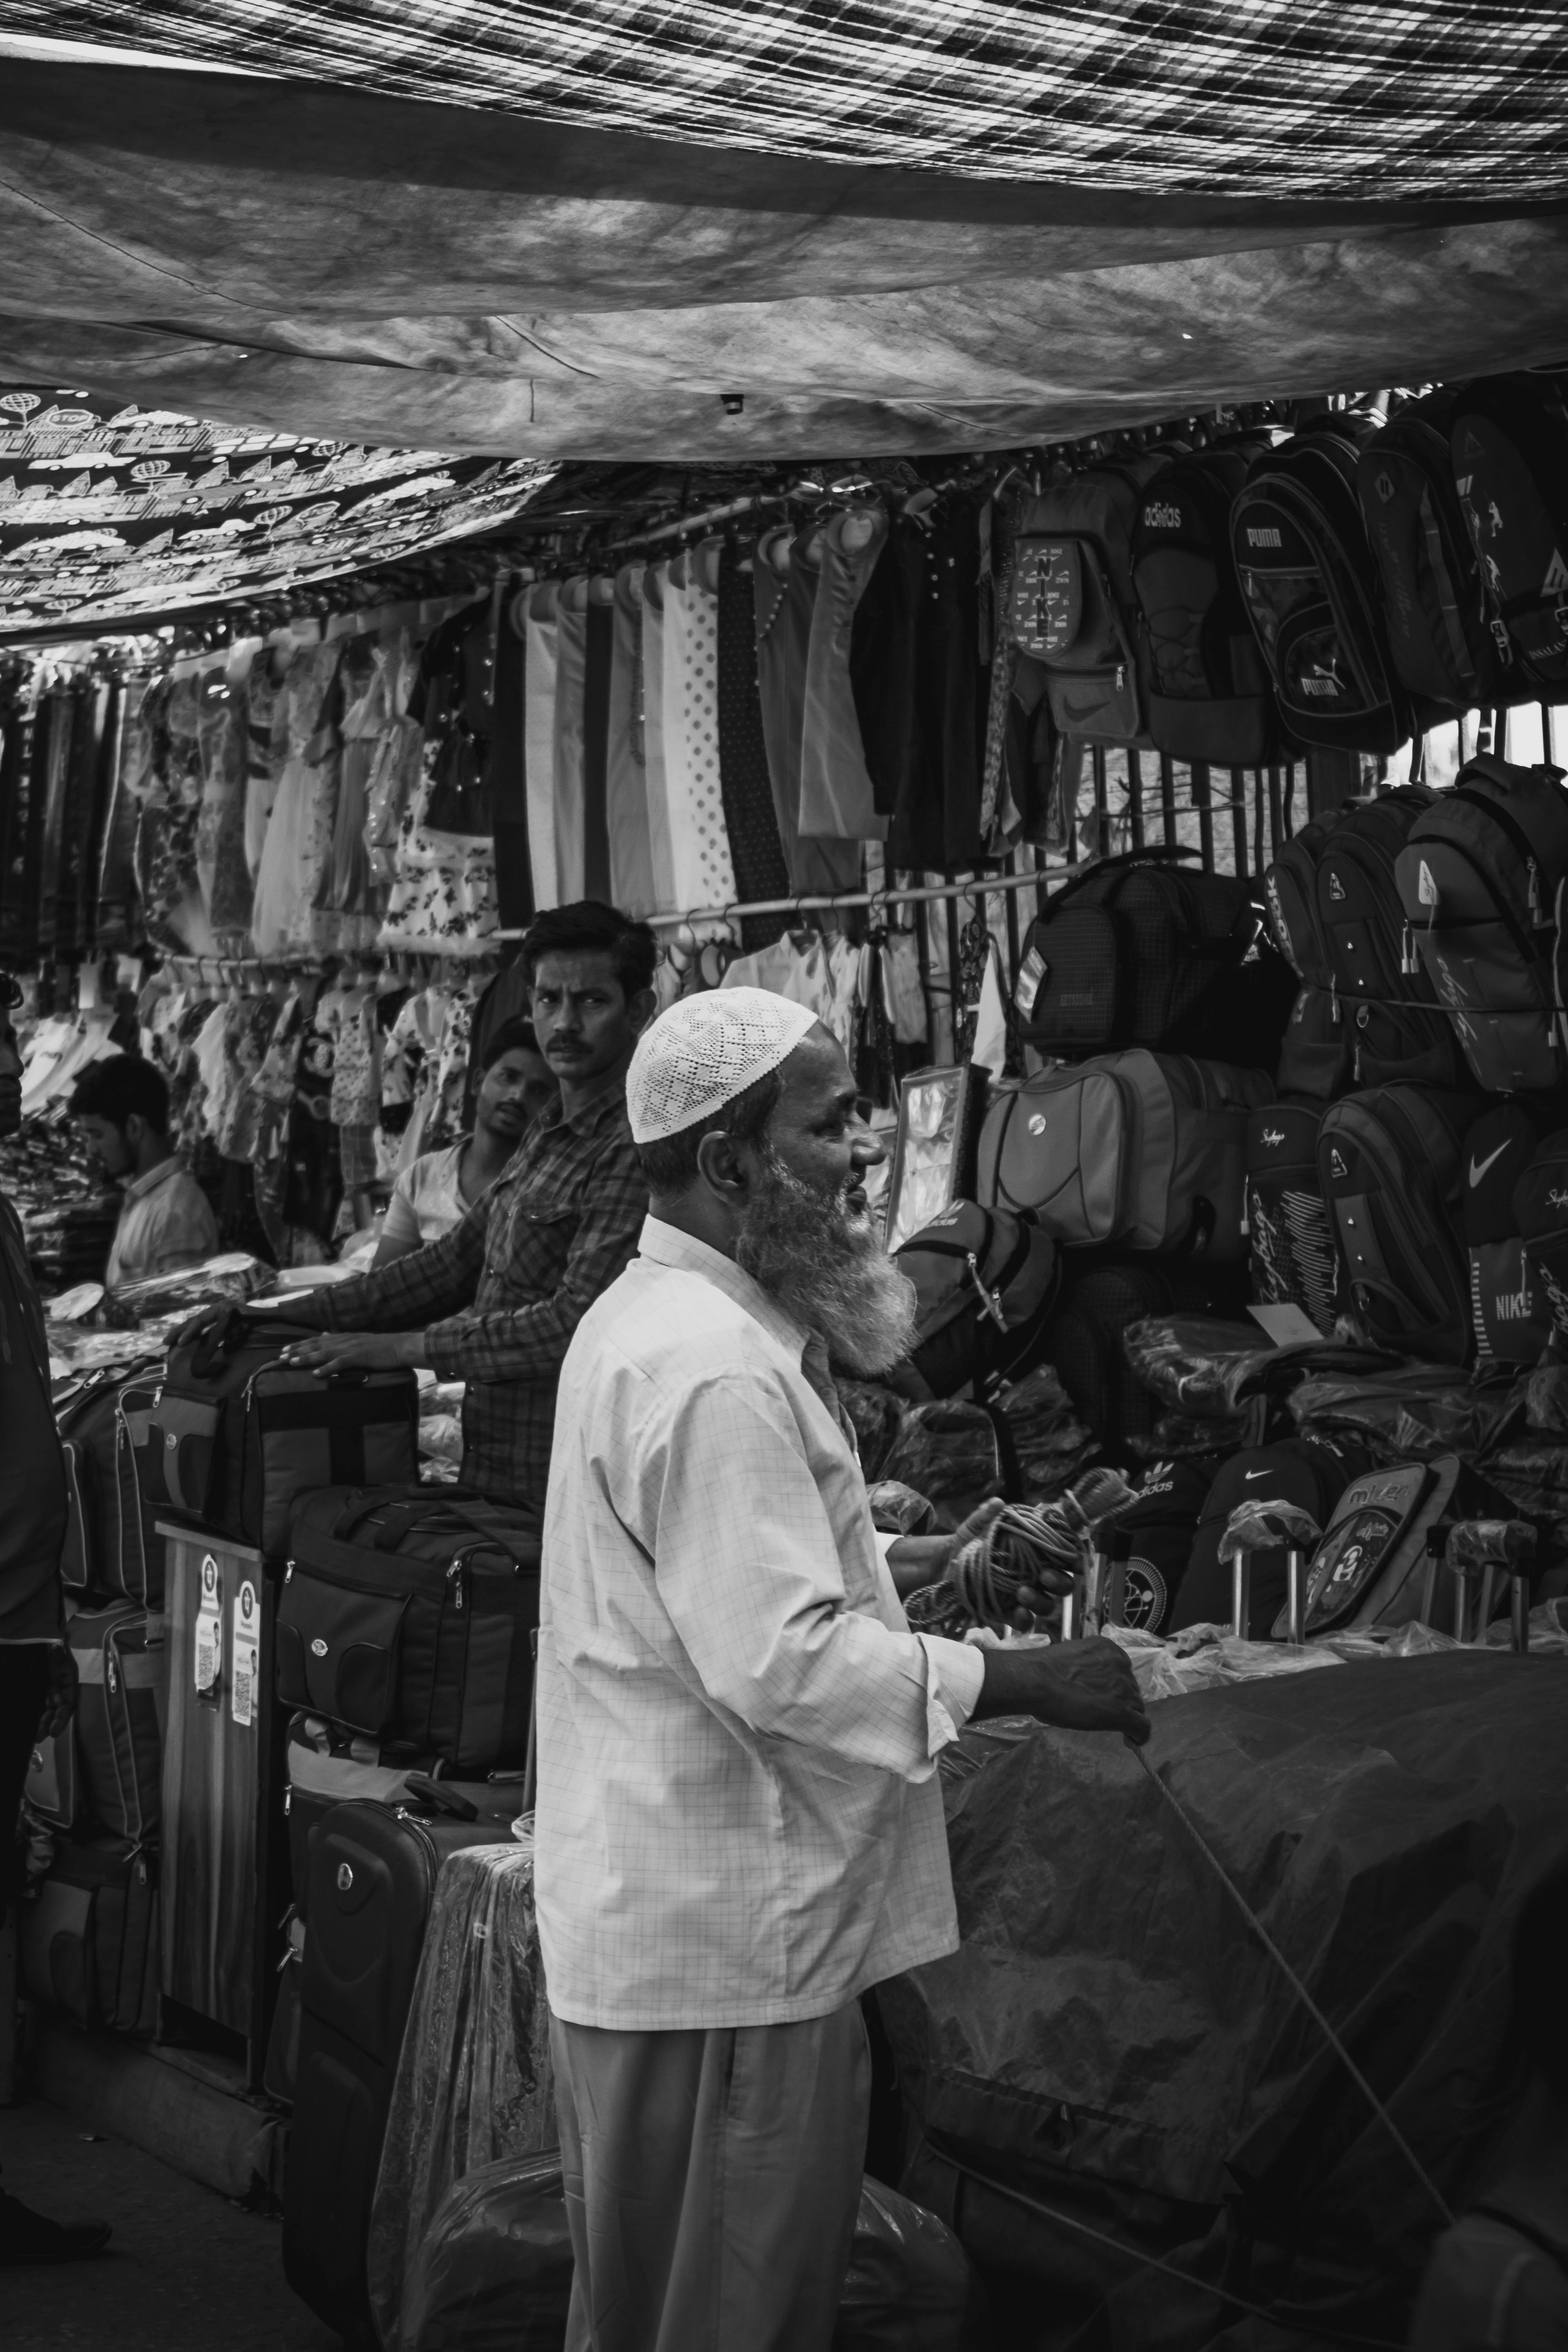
{"left": 269, "top": 902, "right": 657, "bottom": 1505}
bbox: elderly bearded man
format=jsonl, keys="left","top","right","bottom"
{"left": 536, "top": 988, "right": 1149, "bottom": 2352}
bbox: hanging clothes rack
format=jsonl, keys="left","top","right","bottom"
{"left": 495, "top": 861, "right": 1070, "bottom": 943}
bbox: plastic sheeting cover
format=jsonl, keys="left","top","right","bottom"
{"left": 878, "top": 1654, "right": 1568, "bottom": 2328}
{"left": 368, "top": 1841, "right": 555, "bottom": 2352}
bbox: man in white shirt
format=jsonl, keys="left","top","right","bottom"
{"left": 537, "top": 987, "right": 1148, "bottom": 2352}
{"left": 71, "top": 1056, "right": 218, "bottom": 1292}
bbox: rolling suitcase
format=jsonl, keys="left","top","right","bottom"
{"left": 55, "top": 1359, "right": 165, "bottom": 1603}
{"left": 69, "top": 1599, "right": 167, "bottom": 1843}
{"left": 20, "top": 1833, "right": 158, "bottom": 2034}
{"left": 284, "top": 1790, "right": 520, "bottom": 2344}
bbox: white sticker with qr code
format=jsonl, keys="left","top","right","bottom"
{"left": 230, "top": 1577, "right": 259, "bottom": 1730}
{"left": 194, "top": 1554, "right": 222, "bottom": 1697}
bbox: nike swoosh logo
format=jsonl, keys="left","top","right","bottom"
{"left": 1470, "top": 1143, "right": 1510, "bottom": 1186}
{"left": 1243, "top": 1470, "right": 1274, "bottom": 1481}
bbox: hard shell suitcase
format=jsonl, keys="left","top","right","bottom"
{"left": 279, "top": 1488, "right": 541, "bottom": 1773}
{"left": 20, "top": 1833, "right": 158, "bottom": 2034}
{"left": 1396, "top": 753, "right": 1568, "bottom": 1095}
{"left": 69, "top": 1599, "right": 166, "bottom": 1843}
{"left": 54, "top": 1359, "right": 165, "bottom": 1603}
{"left": 1318, "top": 1085, "right": 1477, "bottom": 1365}
{"left": 1245, "top": 1100, "right": 1338, "bottom": 1336}
{"left": 284, "top": 1793, "right": 518, "bottom": 2343}
{"left": 142, "top": 1312, "right": 419, "bottom": 1564}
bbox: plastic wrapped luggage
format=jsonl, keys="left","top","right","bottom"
{"left": 367, "top": 1842, "right": 554, "bottom": 2352}
{"left": 279, "top": 1487, "right": 542, "bottom": 1773}
{"left": 142, "top": 1310, "right": 419, "bottom": 1563}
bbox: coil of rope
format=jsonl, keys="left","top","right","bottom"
{"left": 947, "top": 1468, "right": 1136, "bottom": 1630}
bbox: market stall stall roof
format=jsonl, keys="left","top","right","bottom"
{"left": 0, "top": 9, "right": 1564, "bottom": 462}
{"left": 0, "top": 387, "right": 554, "bottom": 636}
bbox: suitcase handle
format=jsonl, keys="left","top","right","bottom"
{"left": 402, "top": 1773, "right": 480, "bottom": 1821}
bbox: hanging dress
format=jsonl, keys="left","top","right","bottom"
{"left": 661, "top": 541, "right": 737, "bottom": 922}
{"left": 523, "top": 581, "right": 561, "bottom": 911}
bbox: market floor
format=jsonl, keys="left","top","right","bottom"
{"left": 0, "top": 2094, "right": 337, "bottom": 2351}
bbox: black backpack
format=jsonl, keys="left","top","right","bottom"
{"left": 1101, "top": 1456, "right": 1221, "bottom": 1634}
{"left": 1013, "top": 846, "right": 1255, "bottom": 1054}
{"left": 1130, "top": 443, "right": 1282, "bottom": 767}
{"left": 1318, "top": 1085, "right": 1477, "bottom": 1364}
{"left": 1037, "top": 1254, "right": 1249, "bottom": 1457}
{"left": 1356, "top": 393, "right": 1503, "bottom": 712}
{"left": 1263, "top": 812, "right": 1344, "bottom": 993}
{"left": 1513, "top": 1128, "right": 1568, "bottom": 1350}
{"left": 1245, "top": 1100, "right": 1338, "bottom": 1337}
{"left": 1396, "top": 753, "right": 1568, "bottom": 1095}
{"left": 1231, "top": 431, "right": 1414, "bottom": 753}
{"left": 1462, "top": 1102, "right": 1552, "bottom": 1367}
{"left": 1172, "top": 1434, "right": 1370, "bottom": 1638}
{"left": 1008, "top": 458, "right": 1163, "bottom": 746}
{"left": 1275, "top": 985, "right": 1355, "bottom": 1101}
{"left": 1314, "top": 787, "right": 1477, "bottom": 1091}
{"left": 1450, "top": 373, "right": 1568, "bottom": 700}
{"left": 893, "top": 1202, "right": 1058, "bottom": 1399}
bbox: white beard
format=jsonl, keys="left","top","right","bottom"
{"left": 734, "top": 1153, "right": 918, "bottom": 1376}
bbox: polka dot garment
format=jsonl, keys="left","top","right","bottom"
{"left": 661, "top": 543, "right": 738, "bottom": 920}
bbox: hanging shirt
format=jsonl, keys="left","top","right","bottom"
{"left": 105, "top": 1156, "right": 220, "bottom": 1292}
{"left": 0, "top": 1190, "right": 68, "bottom": 1642}
{"left": 535, "top": 1216, "right": 985, "bottom": 2033}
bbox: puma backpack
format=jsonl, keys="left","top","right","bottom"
{"left": 1395, "top": 752, "right": 1568, "bottom": 1095}
{"left": 1130, "top": 441, "right": 1282, "bottom": 767}
{"left": 1449, "top": 372, "right": 1568, "bottom": 700}
{"left": 1231, "top": 429, "right": 1414, "bottom": 753}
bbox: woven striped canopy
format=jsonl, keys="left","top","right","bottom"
{"left": 0, "top": 7, "right": 1564, "bottom": 461}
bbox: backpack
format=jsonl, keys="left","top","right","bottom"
{"left": 1035, "top": 1255, "right": 1249, "bottom": 1457}
{"left": 1101, "top": 1455, "right": 1223, "bottom": 1633}
{"left": 1276, "top": 985, "right": 1355, "bottom": 1101}
{"left": 893, "top": 1202, "right": 1058, "bottom": 1399}
{"left": 1263, "top": 813, "right": 1344, "bottom": 993}
{"left": 1356, "top": 394, "right": 1502, "bottom": 711}
{"left": 1130, "top": 443, "right": 1282, "bottom": 766}
{"left": 1231, "top": 432, "right": 1414, "bottom": 752}
{"left": 1291, "top": 1453, "right": 1516, "bottom": 1635}
{"left": 1172, "top": 1434, "right": 1370, "bottom": 1637}
{"left": 1396, "top": 753, "right": 1568, "bottom": 1095}
{"left": 55, "top": 1359, "right": 166, "bottom": 1604}
{"left": 1245, "top": 1100, "right": 1339, "bottom": 1337}
{"left": 1012, "top": 847, "right": 1256, "bottom": 1054}
{"left": 1512, "top": 1128, "right": 1568, "bottom": 1348}
{"left": 1009, "top": 459, "right": 1162, "bottom": 746}
{"left": 1318, "top": 1085, "right": 1477, "bottom": 1364}
{"left": 143, "top": 1312, "right": 420, "bottom": 1565}
{"left": 1449, "top": 373, "right": 1568, "bottom": 699}
{"left": 977, "top": 1051, "right": 1273, "bottom": 1262}
{"left": 1462, "top": 1103, "right": 1552, "bottom": 1367}
{"left": 1314, "top": 787, "right": 1478, "bottom": 1090}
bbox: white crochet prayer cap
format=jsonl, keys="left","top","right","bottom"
{"left": 627, "top": 988, "right": 822, "bottom": 1145}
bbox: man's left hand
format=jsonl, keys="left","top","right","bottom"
{"left": 276, "top": 1330, "right": 427, "bottom": 1374}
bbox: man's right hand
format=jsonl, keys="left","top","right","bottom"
{"left": 973, "top": 1635, "right": 1151, "bottom": 1744}
{"left": 174, "top": 1304, "right": 232, "bottom": 1350}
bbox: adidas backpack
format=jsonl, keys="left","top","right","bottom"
{"left": 1314, "top": 787, "right": 1477, "bottom": 1091}
{"left": 1356, "top": 391, "right": 1503, "bottom": 712}
{"left": 1317, "top": 1084, "right": 1477, "bottom": 1364}
{"left": 1395, "top": 752, "right": 1568, "bottom": 1094}
{"left": 1231, "top": 429, "right": 1414, "bottom": 753}
{"left": 1009, "top": 457, "right": 1163, "bottom": 746}
{"left": 1130, "top": 441, "right": 1282, "bottom": 767}
{"left": 1449, "top": 372, "right": 1568, "bottom": 699}
{"left": 1012, "top": 846, "right": 1255, "bottom": 1054}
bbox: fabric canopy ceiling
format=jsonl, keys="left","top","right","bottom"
{"left": 0, "top": 387, "right": 552, "bottom": 634}
{"left": 0, "top": 9, "right": 1564, "bottom": 464}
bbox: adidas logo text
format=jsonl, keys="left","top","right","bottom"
{"left": 1143, "top": 502, "right": 1183, "bottom": 530}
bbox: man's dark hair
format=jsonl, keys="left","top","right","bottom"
{"left": 481, "top": 1016, "right": 541, "bottom": 1072}
{"left": 638, "top": 1068, "right": 781, "bottom": 1196}
{"left": 71, "top": 1055, "right": 171, "bottom": 1137}
{"left": 522, "top": 901, "right": 658, "bottom": 1003}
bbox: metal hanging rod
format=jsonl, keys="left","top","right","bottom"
{"left": 497, "top": 863, "right": 1073, "bottom": 942}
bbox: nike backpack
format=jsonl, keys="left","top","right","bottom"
{"left": 1009, "top": 458, "right": 1163, "bottom": 746}
{"left": 1314, "top": 786, "right": 1478, "bottom": 1091}
{"left": 1395, "top": 753, "right": 1568, "bottom": 1095}
{"left": 1262, "top": 812, "right": 1355, "bottom": 1098}
{"left": 1172, "top": 1433, "right": 1370, "bottom": 1638}
{"left": 1317, "top": 1084, "right": 1477, "bottom": 1364}
{"left": 976, "top": 1049, "right": 1273, "bottom": 1261}
{"left": 1449, "top": 372, "right": 1568, "bottom": 701}
{"left": 1231, "top": 430, "right": 1415, "bottom": 753}
{"left": 1130, "top": 441, "right": 1283, "bottom": 766}
{"left": 1356, "top": 392, "right": 1503, "bottom": 713}
{"left": 892, "top": 1201, "right": 1059, "bottom": 1398}
{"left": 1012, "top": 846, "right": 1256, "bottom": 1054}
{"left": 1245, "top": 1100, "right": 1339, "bottom": 1336}
{"left": 1513, "top": 1128, "right": 1568, "bottom": 1348}
{"left": 1462, "top": 1102, "right": 1551, "bottom": 1367}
